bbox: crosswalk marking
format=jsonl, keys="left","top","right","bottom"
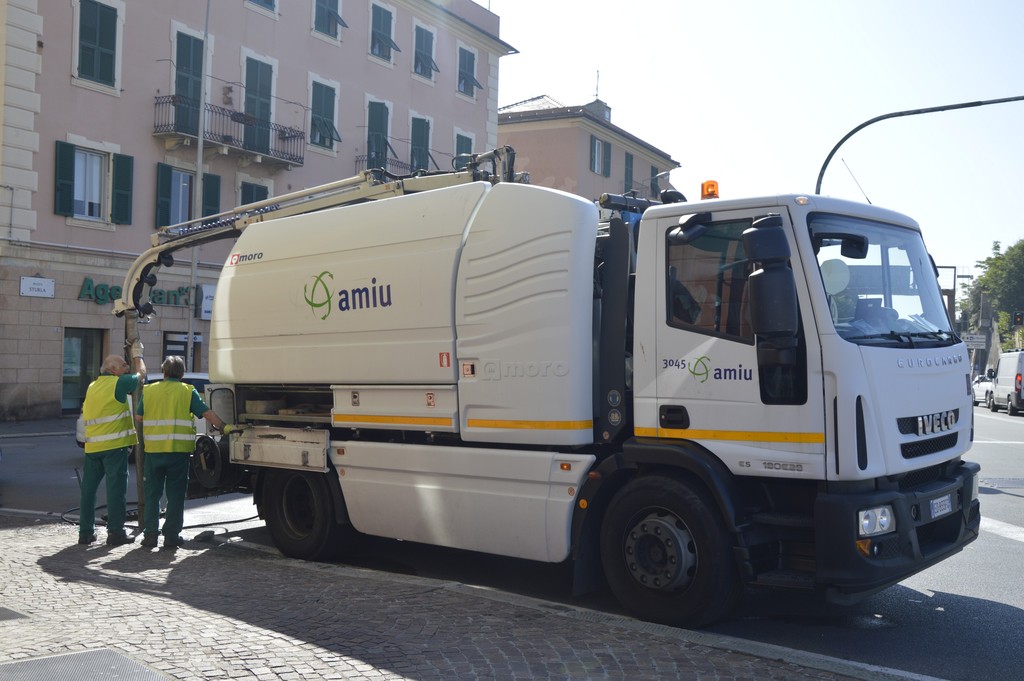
{"left": 981, "top": 516, "right": 1024, "bottom": 543}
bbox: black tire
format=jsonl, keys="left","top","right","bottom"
{"left": 599, "top": 476, "right": 740, "bottom": 628}
{"left": 261, "top": 468, "right": 352, "bottom": 561}
{"left": 1009, "top": 396, "right": 1019, "bottom": 416}
{"left": 989, "top": 394, "right": 998, "bottom": 412}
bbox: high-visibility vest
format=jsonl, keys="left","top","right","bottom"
{"left": 141, "top": 380, "right": 196, "bottom": 453}
{"left": 82, "top": 375, "right": 137, "bottom": 453}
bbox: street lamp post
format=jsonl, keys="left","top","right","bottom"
{"left": 186, "top": 0, "right": 212, "bottom": 372}
{"left": 815, "top": 95, "right": 1024, "bottom": 194}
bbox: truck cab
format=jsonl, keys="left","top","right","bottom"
{"left": 624, "top": 193, "right": 978, "bottom": 606}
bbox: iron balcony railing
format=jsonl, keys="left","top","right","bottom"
{"left": 154, "top": 95, "right": 305, "bottom": 167}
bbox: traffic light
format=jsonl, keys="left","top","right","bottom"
{"left": 1014, "top": 311, "right": 1024, "bottom": 326}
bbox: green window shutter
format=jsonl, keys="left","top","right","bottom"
{"left": 311, "top": 82, "right": 339, "bottom": 148}
{"left": 367, "top": 101, "right": 389, "bottom": 167}
{"left": 454, "top": 134, "right": 472, "bottom": 170}
{"left": 602, "top": 142, "right": 611, "bottom": 178}
{"left": 202, "top": 173, "right": 221, "bottom": 219}
{"left": 55, "top": 141, "right": 76, "bottom": 216}
{"left": 624, "top": 153, "right": 634, "bottom": 192}
{"left": 411, "top": 118, "right": 429, "bottom": 170}
{"left": 155, "top": 162, "right": 172, "bottom": 228}
{"left": 458, "top": 49, "right": 481, "bottom": 95}
{"left": 371, "top": 6, "right": 399, "bottom": 59}
{"left": 79, "top": 0, "right": 117, "bottom": 86}
{"left": 241, "top": 182, "right": 269, "bottom": 205}
{"left": 589, "top": 136, "right": 596, "bottom": 174}
{"left": 111, "top": 153, "right": 133, "bottom": 224}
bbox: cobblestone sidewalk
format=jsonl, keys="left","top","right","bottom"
{"left": 0, "top": 515, "right": 884, "bottom": 680}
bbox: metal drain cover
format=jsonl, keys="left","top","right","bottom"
{"left": 0, "top": 649, "right": 167, "bottom": 680}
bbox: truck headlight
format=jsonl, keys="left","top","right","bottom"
{"left": 858, "top": 505, "right": 895, "bottom": 537}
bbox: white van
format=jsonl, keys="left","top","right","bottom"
{"left": 990, "top": 350, "right": 1024, "bottom": 415}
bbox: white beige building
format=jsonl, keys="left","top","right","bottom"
{"left": 0, "top": 0, "right": 513, "bottom": 419}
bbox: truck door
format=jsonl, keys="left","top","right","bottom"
{"left": 646, "top": 207, "right": 827, "bottom": 478}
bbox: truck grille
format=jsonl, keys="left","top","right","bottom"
{"left": 898, "top": 463, "right": 944, "bottom": 490}
{"left": 901, "top": 433, "right": 958, "bottom": 459}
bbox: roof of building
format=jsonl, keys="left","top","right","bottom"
{"left": 498, "top": 96, "right": 678, "bottom": 166}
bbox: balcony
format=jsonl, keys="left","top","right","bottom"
{"left": 154, "top": 95, "right": 305, "bottom": 168}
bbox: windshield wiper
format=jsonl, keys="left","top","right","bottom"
{"left": 843, "top": 332, "right": 914, "bottom": 344}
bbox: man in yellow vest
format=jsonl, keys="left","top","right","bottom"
{"left": 79, "top": 343, "right": 146, "bottom": 545}
{"left": 136, "top": 355, "right": 227, "bottom": 550}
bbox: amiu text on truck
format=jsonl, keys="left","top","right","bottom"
{"left": 114, "top": 147, "right": 980, "bottom": 627}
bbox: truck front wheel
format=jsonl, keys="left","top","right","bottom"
{"left": 599, "top": 476, "right": 739, "bottom": 627}
{"left": 261, "top": 468, "right": 349, "bottom": 561}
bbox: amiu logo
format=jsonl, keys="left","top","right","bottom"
{"left": 304, "top": 271, "right": 334, "bottom": 320}
{"left": 303, "top": 271, "right": 393, "bottom": 320}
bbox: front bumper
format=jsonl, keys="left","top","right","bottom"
{"left": 815, "top": 460, "right": 980, "bottom": 603}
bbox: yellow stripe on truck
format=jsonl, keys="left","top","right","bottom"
{"left": 635, "top": 427, "right": 825, "bottom": 444}
{"left": 467, "top": 419, "right": 593, "bottom": 431}
{"left": 333, "top": 413, "right": 454, "bottom": 427}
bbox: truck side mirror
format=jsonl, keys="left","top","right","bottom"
{"left": 743, "top": 216, "right": 799, "bottom": 356}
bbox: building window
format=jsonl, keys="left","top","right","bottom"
{"left": 457, "top": 47, "right": 482, "bottom": 97}
{"left": 367, "top": 101, "right": 391, "bottom": 169}
{"left": 74, "top": 148, "right": 104, "bottom": 219}
{"left": 410, "top": 117, "right": 431, "bottom": 171}
{"left": 371, "top": 4, "right": 401, "bottom": 62}
{"left": 590, "top": 135, "right": 611, "bottom": 177}
{"left": 454, "top": 133, "right": 473, "bottom": 170}
{"left": 249, "top": 0, "right": 275, "bottom": 10}
{"left": 624, "top": 153, "right": 634, "bottom": 192}
{"left": 54, "top": 140, "right": 133, "bottom": 224}
{"left": 650, "top": 165, "right": 661, "bottom": 197}
{"left": 78, "top": 0, "right": 117, "bottom": 86}
{"left": 174, "top": 32, "right": 204, "bottom": 136}
{"left": 155, "top": 163, "right": 220, "bottom": 228}
{"left": 241, "top": 181, "right": 269, "bottom": 205}
{"left": 244, "top": 58, "right": 273, "bottom": 154}
{"left": 414, "top": 26, "right": 439, "bottom": 79}
{"left": 314, "top": 0, "right": 347, "bottom": 38}
{"left": 310, "top": 82, "right": 342, "bottom": 149}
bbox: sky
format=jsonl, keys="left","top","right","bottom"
{"left": 480, "top": 0, "right": 1024, "bottom": 288}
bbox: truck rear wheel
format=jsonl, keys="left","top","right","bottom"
{"left": 261, "top": 468, "right": 351, "bottom": 561}
{"left": 599, "top": 476, "right": 739, "bottom": 628}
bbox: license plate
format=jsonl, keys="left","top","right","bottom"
{"left": 930, "top": 493, "right": 953, "bottom": 519}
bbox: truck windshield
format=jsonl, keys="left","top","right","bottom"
{"left": 809, "top": 213, "right": 956, "bottom": 347}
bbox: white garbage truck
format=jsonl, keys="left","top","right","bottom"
{"left": 115, "top": 148, "right": 979, "bottom": 627}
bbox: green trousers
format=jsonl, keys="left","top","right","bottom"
{"left": 79, "top": 446, "right": 130, "bottom": 537}
{"left": 142, "top": 452, "right": 191, "bottom": 538}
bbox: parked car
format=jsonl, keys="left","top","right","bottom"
{"left": 972, "top": 372, "right": 993, "bottom": 408}
{"left": 990, "top": 350, "right": 1024, "bottom": 415}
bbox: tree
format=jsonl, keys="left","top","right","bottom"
{"left": 971, "top": 239, "right": 1024, "bottom": 344}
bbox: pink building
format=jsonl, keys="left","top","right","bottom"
{"left": 0, "top": 0, "right": 514, "bottom": 419}
{"left": 498, "top": 96, "right": 678, "bottom": 202}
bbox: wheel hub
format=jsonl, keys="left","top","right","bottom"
{"left": 623, "top": 511, "right": 696, "bottom": 591}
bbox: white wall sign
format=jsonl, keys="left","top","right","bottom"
{"left": 20, "top": 276, "right": 55, "bottom": 298}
